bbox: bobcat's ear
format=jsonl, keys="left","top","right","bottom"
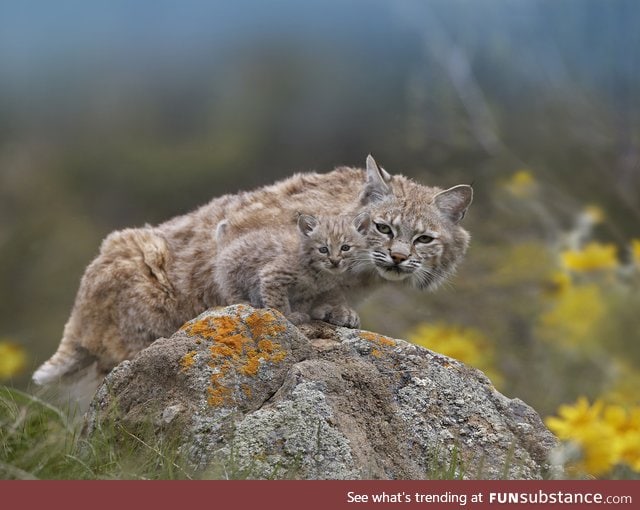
{"left": 353, "top": 211, "right": 371, "bottom": 235}
{"left": 360, "top": 155, "right": 391, "bottom": 205}
{"left": 215, "top": 219, "right": 229, "bottom": 244}
{"left": 433, "top": 185, "right": 473, "bottom": 224}
{"left": 297, "top": 214, "right": 319, "bottom": 236}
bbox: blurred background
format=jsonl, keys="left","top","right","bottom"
{"left": 1, "top": 0, "right": 639, "bottom": 476}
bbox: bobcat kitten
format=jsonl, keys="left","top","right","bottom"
{"left": 214, "top": 212, "right": 370, "bottom": 327}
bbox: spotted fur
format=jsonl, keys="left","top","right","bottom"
{"left": 33, "top": 156, "right": 471, "bottom": 391}
{"left": 215, "top": 213, "right": 369, "bottom": 327}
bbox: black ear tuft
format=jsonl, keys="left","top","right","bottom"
{"left": 433, "top": 185, "right": 473, "bottom": 224}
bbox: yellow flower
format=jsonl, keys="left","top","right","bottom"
{"left": 603, "top": 404, "right": 628, "bottom": 429}
{"left": 407, "top": 323, "right": 503, "bottom": 387}
{"left": 0, "top": 340, "right": 28, "bottom": 380}
{"left": 503, "top": 169, "right": 537, "bottom": 198}
{"left": 546, "top": 397, "right": 604, "bottom": 440}
{"left": 619, "top": 429, "right": 640, "bottom": 471}
{"left": 603, "top": 405, "right": 640, "bottom": 471}
{"left": 561, "top": 242, "right": 618, "bottom": 273}
{"left": 631, "top": 239, "right": 640, "bottom": 267}
{"left": 573, "top": 421, "right": 621, "bottom": 476}
{"left": 546, "top": 397, "right": 622, "bottom": 476}
{"left": 538, "top": 283, "right": 605, "bottom": 347}
{"left": 547, "top": 398, "right": 640, "bottom": 476}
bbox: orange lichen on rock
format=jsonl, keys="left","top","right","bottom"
{"left": 185, "top": 311, "right": 291, "bottom": 407}
{"left": 180, "top": 350, "right": 197, "bottom": 371}
{"left": 181, "top": 317, "right": 217, "bottom": 340}
{"left": 257, "top": 339, "right": 287, "bottom": 362}
{"left": 241, "top": 347, "right": 261, "bottom": 376}
{"left": 360, "top": 331, "right": 396, "bottom": 347}
{"left": 182, "top": 315, "right": 242, "bottom": 341}
{"left": 207, "top": 371, "right": 232, "bottom": 406}
{"left": 208, "top": 344, "right": 234, "bottom": 360}
{"left": 239, "top": 339, "right": 287, "bottom": 376}
{"left": 209, "top": 333, "right": 251, "bottom": 360}
{"left": 246, "top": 310, "right": 286, "bottom": 339}
{"left": 207, "top": 384, "right": 232, "bottom": 407}
{"left": 211, "top": 316, "right": 241, "bottom": 337}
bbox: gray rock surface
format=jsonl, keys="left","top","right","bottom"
{"left": 84, "top": 305, "right": 557, "bottom": 479}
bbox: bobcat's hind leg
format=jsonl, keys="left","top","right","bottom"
{"left": 34, "top": 227, "right": 180, "bottom": 387}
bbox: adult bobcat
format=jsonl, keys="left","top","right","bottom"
{"left": 33, "top": 156, "right": 472, "bottom": 388}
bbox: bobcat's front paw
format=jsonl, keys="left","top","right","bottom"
{"left": 286, "top": 311, "right": 311, "bottom": 325}
{"left": 311, "top": 304, "right": 360, "bottom": 329}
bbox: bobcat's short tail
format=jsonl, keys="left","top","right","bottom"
{"left": 32, "top": 343, "right": 95, "bottom": 386}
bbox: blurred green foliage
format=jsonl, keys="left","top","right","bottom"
{"left": 1, "top": 0, "right": 639, "bottom": 465}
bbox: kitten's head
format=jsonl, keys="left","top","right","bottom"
{"left": 359, "top": 155, "right": 473, "bottom": 290}
{"left": 297, "top": 212, "right": 370, "bottom": 275}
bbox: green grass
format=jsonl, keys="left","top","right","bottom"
{"left": 0, "top": 385, "right": 195, "bottom": 479}
{"left": 11, "top": 384, "right": 634, "bottom": 480}
{"left": 0, "top": 385, "right": 498, "bottom": 480}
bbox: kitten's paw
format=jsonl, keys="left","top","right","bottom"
{"left": 286, "top": 311, "right": 311, "bottom": 325}
{"left": 311, "top": 305, "right": 360, "bottom": 329}
{"left": 310, "top": 304, "right": 332, "bottom": 321}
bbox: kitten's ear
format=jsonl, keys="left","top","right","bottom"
{"left": 360, "top": 155, "right": 391, "bottom": 205}
{"left": 353, "top": 211, "right": 371, "bottom": 235}
{"left": 215, "top": 219, "right": 229, "bottom": 244}
{"left": 297, "top": 214, "right": 319, "bottom": 236}
{"left": 433, "top": 185, "right": 473, "bottom": 224}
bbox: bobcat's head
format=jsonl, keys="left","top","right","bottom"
{"left": 359, "top": 155, "right": 472, "bottom": 290}
{"left": 297, "top": 213, "right": 370, "bottom": 275}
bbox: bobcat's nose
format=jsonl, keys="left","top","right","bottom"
{"left": 390, "top": 251, "right": 408, "bottom": 265}
{"left": 329, "top": 258, "right": 340, "bottom": 267}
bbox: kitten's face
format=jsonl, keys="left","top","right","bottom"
{"left": 298, "top": 214, "right": 370, "bottom": 275}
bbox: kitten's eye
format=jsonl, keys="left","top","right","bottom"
{"left": 375, "top": 223, "right": 392, "bottom": 235}
{"left": 416, "top": 235, "right": 434, "bottom": 244}
{"left": 318, "top": 246, "right": 329, "bottom": 254}
{"left": 340, "top": 244, "right": 351, "bottom": 251}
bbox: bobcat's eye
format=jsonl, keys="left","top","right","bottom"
{"left": 340, "top": 244, "right": 351, "bottom": 251}
{"left": 375, "top": 223, "right": 392, "bottom": 235}
{"left": 318, "top": 247, "right": 329, "bottom": 254}
{"left": 415, "top": 235, "right": 434, "bottom": 244}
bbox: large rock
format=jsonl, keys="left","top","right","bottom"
{"left": 84, "top": 305, "right": 557, "bottom": 479}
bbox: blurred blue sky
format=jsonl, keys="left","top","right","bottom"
{"left": 0, "top": 1, "right": 394, "bottom": 71}
{"left": 2, "top": 0, "right": 638, "bottom": 111}
{"left": 2, "top": 0, "right": 639, "bottom": 204}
